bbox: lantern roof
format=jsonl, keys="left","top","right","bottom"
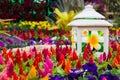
{"left": 74, "top": 5, "right": 105, "bottom": 19}
{"left": 68, "top": 19, "right": 113, "bottom": 26}
{"left": 68, "top": 5, "right": 113, "bottom": 27}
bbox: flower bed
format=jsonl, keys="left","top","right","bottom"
{"left": 0, "top": 43, "right": 120, "bottom": 80}
{"left": 0, "top": 21, "right": 72, "bottom": 49}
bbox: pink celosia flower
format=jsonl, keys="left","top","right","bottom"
{"left": 0, "top": 54, "right": 4, "bottom": 64}
{"left": 44, "top": 62, "right": 52, "bottom": 74}
{"left": 39, "top": 62, "right": 52, "bottom": 77}
{"left": 99, "top": 54, "right": 103, "bottom": 64}
{"left": 45, "top": 55, "right": 54, "bottom": 69}
{"left": 0, "top": 72, "right": 9, "bottom": 80}
{"left": 0, "top": 58, "right": 14, "bottom": 79}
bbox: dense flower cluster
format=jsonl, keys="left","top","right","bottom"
{"left": 0, "top": 0, "right": 46, "bottom": 22}
{"left": 0, "top": 43, "right": 119, "bottom": 80}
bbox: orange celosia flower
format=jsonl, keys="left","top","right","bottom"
{"left": 117, "top": 43, "right": 120, "bottom": 52}
{"left": 40, "top": 74, "right": 49, "bottom": 80}
{"left": 50, "top": 46, "right": 56, "bottom": 55}
{"left": 112, "top": 57, "right": 119, "bottom": 67}
{"left": 28, "top": 65, "right": 37, "bottom": 79}
{"left": 64, "top": 60, "right": 72, "bottom": 74}
{"left": 65, "top": 31, "right": 71, "bottom": 37}
{"left": 111, "top": 51, "right": 120, "bottom": 68}
{"left": 39, "top": 32, "right": 44, "bottom": 39}
{"left": 2, "top": 47, "right": 7, "bottom": 56}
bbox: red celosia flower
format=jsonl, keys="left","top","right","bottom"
{"left": 103, "top": 52, "right": 106, "bottom": 61}
{"left": 22, "top": 51, "right": 28, "bottom": 62}
{"left": 107, "top": 52, "right": 112, "bottom": 61}
{"left": 13, "top": 29, "right": 18, "bottom": 35}
{"left": 76, "top": 59, "right": 82, "bottom": 69}
{"left": 7, "top": 49, "right": 13, "bottom": 60}
{"left": 30, "top": 30, "right": 35, "bottom": 38}
{"left": 42, "top": 48, "right": 51, "bottom": 58}
{"left": 87, "top": 43, "right": 93, "bottom": 55}
{"left": 69, "top": 50, "right": 78, "bottom": 61}
{"left": 68, "top": 46, "right": 72, "bottom": 55}
{"left": 32, "top": 46, "right": 37, "bottom": 56}
{"left": 83, "top": 47, "right": 89, "bottom": 61}
{"left": 14, "top": 49, "right": 22, "bottom": 64}
{"left": 53, "top": 29, "right": 58, "bottom": 36}
{"left": 89, "top": 55, "right": 94, "bottom": 64}
{"left": 62, "top": 47, "right": 67, "bottom": 56}
{"left": 13, "top": 72, "right": 19, "bottom": 80}
{"left": 33, "top": 52, "right": 42, "bottom": 69}
{"left": 57, "top": 54, "right": 65, "bottom": 69}
{"left": 19, "top": 64, "right": 24, "bottom": 75}
{"left": 5, "top": 55, "right": 9, "bottom": 63}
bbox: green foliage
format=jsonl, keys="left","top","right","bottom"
{"left": 52, "top": 65, "right": 65, "bottom": 76}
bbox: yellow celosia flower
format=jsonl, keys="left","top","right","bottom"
{"left": 88, "top": 34, "right": 99, "bottom": 48}
{"left": 18, "top": 21, "right": 53, "bottom": 30}
{"left": 28, "top": 65, "right": 37, "bottom": 79}
{"left": 40, "top": 74, "right": 49, "bottom": 80}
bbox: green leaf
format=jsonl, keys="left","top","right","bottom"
{"left": 0, "top": 65, "right": 5, "bottom": 72}
{"left": 52, "top": 65, "right": 65, "bottom": 76}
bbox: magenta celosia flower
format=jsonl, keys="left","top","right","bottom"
{"left": 0, "top": 54, "right": 4, "bottom": 64}
{"left": 45, "top": 55, "right": 54, "bottom": 69}
{"left": 99, "top": 54, "right": 103, "bottom": 64}
{"left": 44, "top": 62, "right": 52, "bottom": 74}
{"left": 39, "top": 62, "right": 52, "bottom": 77}
{"left": 0, "top": 58, "right": 14, "bottom": 79}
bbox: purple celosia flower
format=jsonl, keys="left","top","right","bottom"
{"left": 82, "top": 63, "right": 98, "bottom": 76}
{"left": 0, "top": 40, "right": 5, "bottom": 48}
{"left": 5, "top": 38, "right": 14, "bottom": 45}
{"left": 98, "top": 73, "right": 119, "bottom": 80}
{"left": 49, "top": 75, "right": 64, "bottom": 80}
{"left": 12, "top": 36, "right": 25, "bottom": 45}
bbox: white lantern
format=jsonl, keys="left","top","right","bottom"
{"left": 68, "top": 5, "right": 113, "bottom": 55}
